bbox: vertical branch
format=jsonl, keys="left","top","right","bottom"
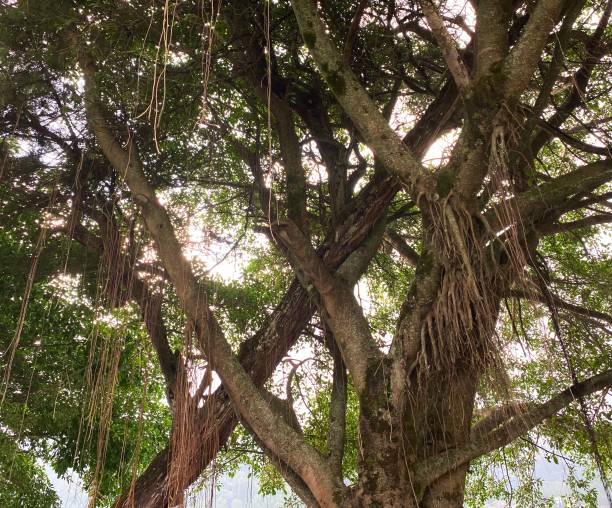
{"left": 418, "top": 0, "right": 471, "bottom": 92}
{"left": 343, "top": 0, "right": 369, "bottom": 65}
{"left": 274, "top": 101, "right": 309, "bottom": 233}
{"left": 474, "top": 0, "right": 511, "bottom": 79}
{"left": 325, "top": 328, "right": 347, "bottom": 478}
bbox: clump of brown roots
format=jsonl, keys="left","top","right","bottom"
{"left": 415, "top": 121, "right": 529, "bottom": 388}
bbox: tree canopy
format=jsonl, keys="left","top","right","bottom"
{"left": 0, "top": 0, "right": 611, "bottom": 506}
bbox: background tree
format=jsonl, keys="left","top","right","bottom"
{"left": 0, "top": 0, "right": 611, "bottom": 506}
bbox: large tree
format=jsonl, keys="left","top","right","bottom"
{"left": 1, "top": 0, "right": 611, "bottom": 506}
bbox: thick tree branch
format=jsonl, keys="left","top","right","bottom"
{"left": 275, "top": 100, "right": 309, "bottom": 232}
{"left": 77, "top": 44, "right": 343, "bottom": 506}
{"left": 276, "top": 220, "right": 382, "bottom": 395}
{"left": 384, "top": 229, "right": 420, "bottom": 267}
{"left": 471, "top": 401, "right": 527, "bottom": 436}
{"left": 537, "top": 213, "right": 612, "bottom": 235}
{"left": 486, "top": 159, "right": 612, "bottom": 230}
{"left": 290, "top": 0, "right": 431, "bottom": 194}
{"left": 245, "top": 79, "right": 309, "bottom": 231}
{"left": 325, "top": 328, "right": 347, "bottom": 478}
{"left": 419, "top": 0, "right": 471, "bottom": 92}
{"left": 474, "top": 0, "right": 510, "bottom": 79}
{"left": 415, "top": 368, "right": 612, "bottom": 486}
{"left": 503, "top": 0, "right": 565, "bottom": 101}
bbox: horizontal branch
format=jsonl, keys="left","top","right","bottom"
{"left": 537, "top": 213, "right": 612, "bottom": 235}
{"left": 509, "top": 289, "right": 612, "bottom": 326}
{"left": 486, "top": 159, "right": 612, "bottom": 230}
{"left": 535, "top": 119, "right": 611, "bottom": 156}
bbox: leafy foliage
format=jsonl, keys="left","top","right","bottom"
{"left": 0, "top": 0, "right": 611, "bottom": 505}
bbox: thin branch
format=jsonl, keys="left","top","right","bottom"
{"left": 486, "top": 159, "right": 612, "bottom": 231}
{"left": 530, "top": 0, "right": 612, "bottom": 153}
{"left": 509, "top": 289, "right": 612, "bottom": 326}
{"left": 535, "top": 119, "right": 611, "bottom": 156}
{"left": 537, "top": 213, "right": 612, "bottom": 235}
{"left": 343, "top": 0, "right": 369, "bottom": 65}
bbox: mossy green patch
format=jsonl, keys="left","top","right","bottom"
{"left": 302, "top": 31, "right": 316, "bottom": 49}
{"left": 416, "top": 250, "right": 435, "bottom": 277}
{"left": 326, "top": 70, "right": 346, "bottom": 96}
{"left": 435, "top": 171, "right": 456, "bottom": 198}
{"left": 318, "top": 61, "right": 346, "bottom": 96}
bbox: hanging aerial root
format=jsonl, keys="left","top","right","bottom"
{"left": 415, "top": 125, "right": 531, "bottom": 385}
{"left": 166, "top": 320, "right": 219, "bottom": 508}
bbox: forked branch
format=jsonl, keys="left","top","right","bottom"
{"left": 276, "top": 220, "right": 383, "bottom": 395}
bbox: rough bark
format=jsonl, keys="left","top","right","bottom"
{"left": 111, "top": 51, "right": 461, "bottom": 507}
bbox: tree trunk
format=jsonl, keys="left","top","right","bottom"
{"left": 417, "top": 369, "right": 478, "bottom": 508}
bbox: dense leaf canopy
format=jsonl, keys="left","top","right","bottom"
{"left": 0, "top": 0, "right": 611, "bottom": 506}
